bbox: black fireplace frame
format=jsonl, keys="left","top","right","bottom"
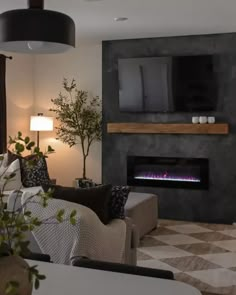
{"left": 127, "top": 156, "right": 209, "bottom": 190}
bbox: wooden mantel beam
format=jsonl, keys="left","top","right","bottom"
{"left": 107, "top": 123, "right": 229, "bottom": 135}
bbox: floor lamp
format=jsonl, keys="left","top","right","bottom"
{"left": 30, "top": 113, "right": 54, "bottom": 148}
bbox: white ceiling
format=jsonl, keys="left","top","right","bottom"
{"left": 1, "top": 0, "right": 236, "bottom": 44}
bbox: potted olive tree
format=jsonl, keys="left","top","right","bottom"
{"left": 50, "top": 79, "right": 102, "bottom": 187}
{"left": 0, "top": 132, "right": 76, "bottom": 295}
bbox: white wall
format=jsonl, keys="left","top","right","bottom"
{"left": 33, "top": 43, "right": 102, "bottom": 186}
{"left": 3, "top": 52, "right": 35, "bottom": 141}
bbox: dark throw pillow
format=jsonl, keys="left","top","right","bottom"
{"left": 7, "top": 150, "right": 51, "bottom": 187}
{"left": 109, "top": 186, "right": 130, "bottom": 219}
{"left": 43, "top": 184, "right": 112, "bottom": 225}
{"left": 7, "top": 149, "right": 20, "bottom": 166}
{"left": 21, "top": 155, "right": 51, "bottom": 187}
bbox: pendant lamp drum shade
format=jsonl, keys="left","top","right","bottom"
{"left": 0, "top": 5, "right": 75, "bottom": 54}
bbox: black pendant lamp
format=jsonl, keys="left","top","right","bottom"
{"left": 0, "top": 0, "right": 75, "bottom": 54}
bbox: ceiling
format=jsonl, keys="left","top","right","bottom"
{"left": 1, "top": 0, "right": 236, "bottom": 44}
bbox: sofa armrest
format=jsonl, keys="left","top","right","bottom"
{"left": 131, "top": 223, "right": 139, "bottom": 248}
{"left": 123, "top": 217, "right": 139, "bottom": 265}
{"left": 22, "top": 252, "right": 51, "bottom": 262}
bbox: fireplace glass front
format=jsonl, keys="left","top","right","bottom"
{"left": 127, "top": 156, "right": 209, "bottom": 189}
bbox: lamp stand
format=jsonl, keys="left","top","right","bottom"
{"left": 37, "top": 131, "right": 40, "bottom": 148}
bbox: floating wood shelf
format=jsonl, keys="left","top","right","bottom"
{"left": 107, "top": 123, "right": 229, "bottom": 135}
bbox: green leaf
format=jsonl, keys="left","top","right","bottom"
{"left": 69, "top": 210, "right": 77, "bottom": 225}
{"left": 32, "top": 218, "right": 42, "bottom": 227}
{"left": 15, "top": 142, "right": 24, "bottom": 153}
{"left": 34, "top": 146, "right": 40, "bottom": 154}
{"left": 24, "top": 136, "right": 30, "bottom": 144}
{"left": 47, "top": 145, "right": 55, "bottom": 153}
{"left": 70, "top": 217, "right": 76, "bottom": 226}
{"left": 4, "top": 172, "right": 16, "bottom": 180}
{"left": 56, "top": 209, "right": 65, "bottom": 223}
{"left": 8, "top": 136, "right": 15, "bottom": 145}
{"left": 24, "top": 211, "right": 32, "bottom": 217}
{"left": 70, "top": 209, "right": 77, "bottom": 218}
{"left": 5, "top": 281, "right": 20, "bottom": 295}
{"left": 35, "top": 279, "right": 40, "bottom": 290}
{"left": 26, "top": 141, "right": 35, "bottom": 150}
{"left": 37, "top": 274, "right": 46, "bottom": 280}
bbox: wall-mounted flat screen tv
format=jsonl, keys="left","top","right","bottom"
{"left": 118, "top": 55, "right": 218, "bottom": 112}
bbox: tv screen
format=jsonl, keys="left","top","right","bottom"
{"left": 118, "top": 55, "right": 218, "bottom": 112}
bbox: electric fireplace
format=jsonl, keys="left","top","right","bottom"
{"left": 127, "top": 156, "right": 209, "bottom": 189}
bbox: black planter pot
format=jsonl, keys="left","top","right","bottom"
{"left": 74, "top": 178, "right": 96, "bottom": 188}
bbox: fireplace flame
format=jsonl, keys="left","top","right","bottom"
{"left": 134, "top": 171, "right": 200, "bottom": 183}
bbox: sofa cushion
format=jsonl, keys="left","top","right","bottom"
{"left": 0, "top": 159, "right": 23, "bottom": 191}
{"left": 43, "top": 184, "right": 112, "bottom": 225}
{"left": 22, "top": 156, "right": 51, "bottom": 187}
{"left": 7, "top": 150, "right": 51, "bottom": 187}
{"left": 0, "top": 153, "right": 8, "bottom": 167}
{"left": 109, "top": 186, "right": 130, "bottom": 219}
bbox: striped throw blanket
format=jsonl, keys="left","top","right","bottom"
{"left": 21, "top": 191, "right": 126, "bottom": 265}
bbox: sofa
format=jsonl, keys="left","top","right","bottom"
{"left": 7, "top": 189, "right": 139, "bottom": 265}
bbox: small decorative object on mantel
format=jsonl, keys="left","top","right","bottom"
{"left": 208, "top": 116, "right": 215, "bottom": 124}
{"left": 192, "top": 116, "right": 199, "bottom": 124}
{"left": 199, "top": 116, "right": 208, "bottom": 124}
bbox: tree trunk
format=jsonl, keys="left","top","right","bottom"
{"left": 82, "top": 154, "right": 87, "bottom": 179}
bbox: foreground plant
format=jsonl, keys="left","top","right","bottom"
{"left": 0, "top": 132, "right": 76, "bottom": 294}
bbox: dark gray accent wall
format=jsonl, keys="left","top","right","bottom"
{"left": 102, "top": 33, "right": 236, "bottom": 224}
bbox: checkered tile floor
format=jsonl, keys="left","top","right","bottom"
{"left": 137, "top": 219, "right": 236, "bottom": 295}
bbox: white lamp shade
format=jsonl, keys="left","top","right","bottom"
{"left": 30, "top": 116, "right": 54, "bottom": 131}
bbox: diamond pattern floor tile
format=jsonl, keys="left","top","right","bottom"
{"left": 175, "top": 273, "right": 234, "bottom": 295}
{"left": 167, "top": 224, "right": 213, "bottom": 234}
{"left": 137, "top": 219, "right": 236, "bottom": 295}
{"left": 197, "top": 223, "right": 236, "bottom": 231}
{"left": 187, "top": 268, "right": 236, "bottom": 288}
{"left": 139, "top": 236, "right": 167, "bottom": 247}
{"left": 176, "top": 243, "right": 229, "bottom": 255}
{"left": 148, "top": 226, "right": 178, "bottom": 236}
{"left": 137, "top": 250, "right": 153, "bottom": 260}
{"left": 219, "top": 230, "right": 236, "bottom": 239}
{"left": 138, "top": 245, "right": 192, "bottom": 259}
{"left": 159, "top": 219, "right": 189, "bottom": 226}
{"left": 155, "top": 234, "right": 204, "bottom": 245}
{"left": 200, "top": 253, "right": 236, "bottom": 268}
{"left": 190, "top": 232, "right": 235, "bottom": 242}
{"left": 161, "top": 255, "right": 221, "bottom": 272}
{"left": 212, "top": 240, "right": 236, "bottom": 252}
{"left": 137, "top": 259, "right": 181, "bottom": 273}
